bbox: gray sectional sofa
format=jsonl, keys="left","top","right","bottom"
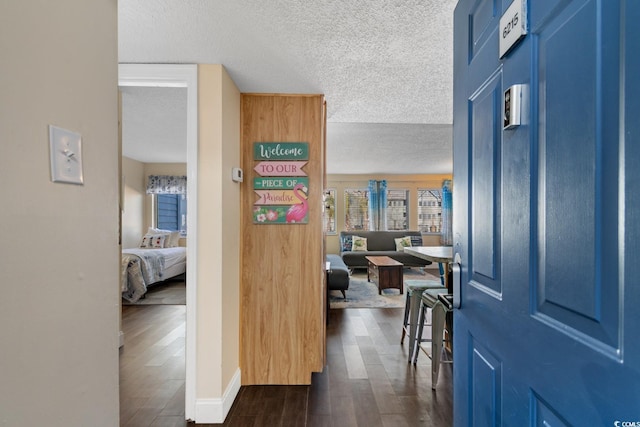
{"left": 339, "top": 230, "right": 433, "bottom": 269}
{"left": 326, "top": 254, "right": 350, "bottom": 298}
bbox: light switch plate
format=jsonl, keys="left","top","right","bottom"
{"left": 49, "top": 125, "right": 84, "bottom": 184}
{"left": 232, "top": 167, "right": 243, "bottom": 182}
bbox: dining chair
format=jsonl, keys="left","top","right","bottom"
{"left": 401, "top": 280, "right": 446, "bottom": 363}
{"left": 413, "top": 290, "right": 453, "bottom": 389}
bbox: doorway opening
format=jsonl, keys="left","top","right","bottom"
{"left": 118, "top": 64, "right": 198, "bottom": 420}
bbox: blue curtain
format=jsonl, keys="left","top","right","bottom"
{"left": 368, "top": 180, "right": 378, "bottom": 231}
{"left": 368, "top": 179, "right": 388, "bottom": 231}
{"left": 379, "top": 180, "right": 388, "bottom": 231}
{"left": 441, "top": 179, "right": 453, "bottom": 245}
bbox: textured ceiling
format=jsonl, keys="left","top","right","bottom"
{"left": 119, "top": 0, "right": 457, "bottom": 174}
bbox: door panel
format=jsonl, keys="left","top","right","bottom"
{"left": 453, "top": 0, "right": 640, "bottom": 425}
{"left": 535, "top": 0, "right": 621, "bottom": 353}
{"left": 532, "top": 393, "right": 571, "bottom": 426}
{"left": 469, "top": 0, "right": 499, "bottom": 63}
{"left": 470, "top": 70, "right": 502, "bottom": 296}
{"left": 470, "top": 338, "right": 502, "bottom": 427}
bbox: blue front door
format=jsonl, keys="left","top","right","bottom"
{"left": 452, "top": 0, "right": 640, "bottom": 424}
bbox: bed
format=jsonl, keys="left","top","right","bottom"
{"left": 121, "top": 229, "right": 187, "bottom": 303}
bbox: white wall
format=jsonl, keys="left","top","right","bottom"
{"left": 0, "top": 1, "right": 119, "bottom": 426}
{"left": 194, "top": 64, "right": 241, "bottom": 422}
{"left": 121, "top": 160, "right": 188, "bottom": 249}
{"left": 122, "top": 156, "right": 145, "bottom": 249}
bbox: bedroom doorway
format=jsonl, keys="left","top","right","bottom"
{"left": 118, "top": 64, "right": 198, "bottom": 420}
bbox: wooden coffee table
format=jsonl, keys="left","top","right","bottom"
{"left": 365, "top": 256, "right": 404, "bottom": 294}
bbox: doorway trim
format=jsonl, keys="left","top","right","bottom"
{"left": 118, "top": 63, "right": 198, "bottom": 420}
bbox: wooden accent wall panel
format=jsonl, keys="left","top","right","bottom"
{"left": 240, "top": 94, "right": 326, "bottom": 385}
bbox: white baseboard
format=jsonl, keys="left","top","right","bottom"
{"left": 194, "top": 368, "right": 241, "bottom": 423}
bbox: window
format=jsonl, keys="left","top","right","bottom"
{"left": 344, "top": 189, "right": 369, "bottom": 231}
{"left": 323, "top": 189, "right": 336, "bottom": 234}
{"left": 417, "top": 189, "right": 442, "bottom": 233}
{"left": 156, "top": 194, "right": 187, "bottom": 235}
{"left": 386, "top": 189, "right": 409, "bottom": 231}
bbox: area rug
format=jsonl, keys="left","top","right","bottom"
{"left": 329, "top": 268, "right": 441, "bottom": 309}
{"left": 122, "top": 269, "right": 440, "bottom": 308}
{"left": 122, "top": 279, "right": 186, "bottom": 305}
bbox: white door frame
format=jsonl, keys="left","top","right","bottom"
{"left": 118, "top": 63, "right": 198, "bottom": 420}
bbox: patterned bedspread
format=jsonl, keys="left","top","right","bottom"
{"left": 121, "top": 249, "right": 167, "bottom": 303}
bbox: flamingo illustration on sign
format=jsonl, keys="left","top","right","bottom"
{"left": 286, "top": 183, "right": 308, "bottom": 223}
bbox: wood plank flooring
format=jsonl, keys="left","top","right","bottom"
{"left": 120, "top": 306, "right": 453, "bottom": 426}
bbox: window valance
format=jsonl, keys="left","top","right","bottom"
{"left": 146, "top": 175, "right": 187, "bottom": 194}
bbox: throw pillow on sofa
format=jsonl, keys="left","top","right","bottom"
{"left": 409, "top": 235, "right": 423, "bottom": 246}
{"left": 395, "top": 236, "right": 412, "bottom": 251}
{"left": 340, "top": 234, "right": 353, "bottom": 252}
{"left": 351, "top": 235, "right": 368, "bottom": 251}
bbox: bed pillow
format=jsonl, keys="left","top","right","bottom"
{"left": 147, "top": 227, "right": 170, "bottom": 244}
{"left": 150, "top": 234, "right": 166, "bottom": 248}
{"left": 167, "top": 231, "right": 180, "bottom": 247}
{"left": 140, "top": 234, "right": 154, "bottom": 248}
{"left": 394, "top": 236, "right": 412, "bottom": 252}
{"left": 140, "top": 232, "right": 171, "bottom": 248}
{"left": 351, "top": 235, "right": 368, "bottom": 251}
{"left": 148, "top": 227, "right": 180, "bottom": 248}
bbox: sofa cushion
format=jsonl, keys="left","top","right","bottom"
{"left": 361, "top": 232, "right": 391, "bottom": 251}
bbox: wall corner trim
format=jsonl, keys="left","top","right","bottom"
{"left": 194, "top": 368, "right": 241, "bottom": 423}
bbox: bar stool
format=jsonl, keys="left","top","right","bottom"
{"left": 414, "top": 292, "right": 453, "bottom": 389}
{"left": 401, "top": 280, "right": 446, "bottom": 362}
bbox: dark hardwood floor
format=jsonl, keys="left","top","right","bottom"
{"left": 120, "top": 305, "right": 453, "bottom": 426}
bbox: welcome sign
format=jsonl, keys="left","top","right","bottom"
{"left": 253, "top": 142, "right": 310, "bottom": 224}
{"left": 254, "top": 142, "right": 309, "bottom": 160}
{"left": 253, "top": 177, "right": 309, "bottom": 190}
